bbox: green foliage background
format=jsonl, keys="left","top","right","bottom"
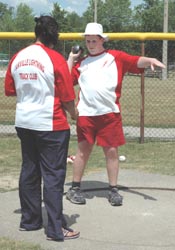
{"left": 0, "top": 0, "right": 175, "bottom": 60}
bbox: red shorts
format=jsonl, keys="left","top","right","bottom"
{"left": 77, "top": 113, "right": 125, "bottom": 147}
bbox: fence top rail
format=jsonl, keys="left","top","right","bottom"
{"left": 0, "top": 32, "right": 175, "bottom": 41}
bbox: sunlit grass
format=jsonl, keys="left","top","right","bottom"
{"left": 0, "top": 237, "right": 43, "bottom": 250}
{"left": 1, "top": 76, "right": 175, "bottom": 127}
{"left": 1, "top": 136, "right": 175, "bottom": 191}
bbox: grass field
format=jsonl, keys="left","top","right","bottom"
{"left": 1, "top": 74, "right": 175, "bottom": 127}
{"left": 121, "top": 75, "right": 175, "bottom": 127}
{"left": 69, "top": 137, "right": 175, "bottom": 175}
{"left": 0, "top": 237, "right": 43, "bottom": 250}
{"left": 0, "top": 135, "right": 175, "bottom": 192}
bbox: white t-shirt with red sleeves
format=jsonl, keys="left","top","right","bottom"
{"left": 72, "top": 49, "right": 143, "bottom": 116}
{"left": 5, "top": 43, "right": 75, "bottom": 131}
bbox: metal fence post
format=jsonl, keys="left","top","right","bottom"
{"left": 140, "top": 41, "right": 145, "bottom": 143}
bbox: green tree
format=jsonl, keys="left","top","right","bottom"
{"left": 9, "top": 3, "right": 35, "bottom": 56}
{"left": 132, "top": 0, "right": 174, "bottom": 60}
{"left": 133, "top": 0, "right": 164, "bottom": 32}
{"left": 0, "top": 2, "right": 14, "bottom": 31}
{"left": 66, "top": 12, "right": 83, "bottom": 32}
{"left": 82, "top": 0, "right": 132, "bottom": 32}
{"left": 168, "top": 1, "right": 175, "bottom": 33}
{"left": 52, "top": 3, "right": 84, "bottom": 57}
{"left": 63, "top": 12, "right": 84, "bottom": 58}
{"left": 101, "top": 0, "right": 132, "bottom": 32}
{"left": 51, "top": 3, "right": 69, "bottom": 56}
{"left": 52, "top": 3, "right": 68, "bottom": 31}
{"left": 82, "top": 0, "right": 97, "bottom": 24}
{"left": 14, "top": 3, "right": 34, "bottom": 32}
{"left": 0, "top": 2, "right": 14, "bottom": 57}
{"left": 1, "top": 0, "right": 175, "bottom": 62}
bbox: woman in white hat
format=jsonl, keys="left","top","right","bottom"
{"left": 67, "top": 22, "right": 165, "bottom": 206}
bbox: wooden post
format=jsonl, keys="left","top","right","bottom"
{"left": 162, "top": 0, "right": 168, "bottom": 80}
{"left": 94, "top": 0, "right": 98, "bottom": 22}
{"left": 140, "top": 42, "right": 145, "bottom": 143}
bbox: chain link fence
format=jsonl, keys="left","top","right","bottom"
{"left": 0, "top": 38, "right": 175, "bottom": 142}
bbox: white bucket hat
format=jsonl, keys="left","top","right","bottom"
{"left": 83, "top": 22, "right": 108, "bottom": 41}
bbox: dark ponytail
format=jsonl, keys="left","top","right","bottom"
{"left": 34, "top": 15, "right": 59, "bottom": 46}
